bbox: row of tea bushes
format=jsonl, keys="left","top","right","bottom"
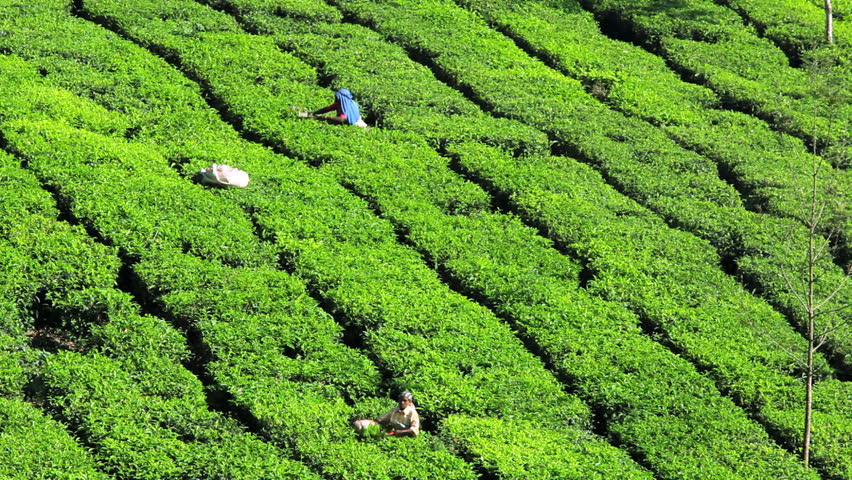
{"left": 0, "top": 121, "right": 111, "bottom": 398}
{"left": 578, "top": 0, "right": 852, "bottom": 166}
{"left": 441, "top": 415, "right": 646, "bottom": 480}
{"left": 0, "top": 149, "right": 116, "bottom": 392}
{"left": 0, "top": 397, "right": 110, "bottom": 480}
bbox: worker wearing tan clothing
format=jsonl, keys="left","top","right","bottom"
{"left": 377, "top": 391, "right": 420, "bottom": 436}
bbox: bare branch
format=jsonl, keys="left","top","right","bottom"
{"left": 813, "top": 200, "right": 828, "bottom": 225}
{"left": 817, "top": 316, "right": 852, "bottom": 337}
{"left": 813, "top": 315, "right": 851, "bottom": 350}
{"left": 814, "top": 305, "right": 852, "bottom": 318}
{"left": 812, "top": 235, "right": 833, "bottom": 261}
{"left": 814, "top": 274, "right": 851, "bottom": 311}
{"left": 780, "top": 269, "right": 810, "bottom": 310}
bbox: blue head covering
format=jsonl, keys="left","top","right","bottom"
{"left": 335, "top": 88, "right": 361, "bottom": 125}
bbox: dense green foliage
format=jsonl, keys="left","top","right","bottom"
{"left": 0, "top": 0, "right": 848, "bottom": 479}
{"left": 718, "top": 0, "right": 850, "bottom": 65}
{"left": 579, "top": 0, "right": 852, "bottom": 165}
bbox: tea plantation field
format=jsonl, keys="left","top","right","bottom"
{"left": 0, "top": 0, "right": 849, "bottom": 478}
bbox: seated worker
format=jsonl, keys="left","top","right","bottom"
{"left": 299, "top": 88, "right": 368, "bottom": 127}
{"left": 376, "top": 391, "right": 420, "bottom": 436}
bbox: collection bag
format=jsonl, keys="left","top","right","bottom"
{"left": 199, "top": 164, "right": 249, "bottom": 188}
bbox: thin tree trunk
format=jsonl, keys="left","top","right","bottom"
{"left": 804, "top": 336, "right": 814, "bottom": 468}
{"left": 803, "top": 171, "right": 818, "bottom": 468}
{"left": 825, "top": 0, "right": 834, "bottom": 44}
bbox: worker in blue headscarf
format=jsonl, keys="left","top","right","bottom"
{"left": 300, "top": 88, "right": 368, "bottom": 127}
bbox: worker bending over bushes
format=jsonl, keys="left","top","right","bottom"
{"left": 299, "top": 88, "right": 368, "bottom": 127}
